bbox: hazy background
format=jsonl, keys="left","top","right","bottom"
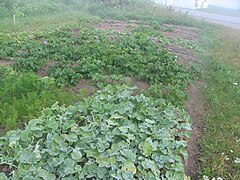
{"left": 155, "top": 0, "right": 240, "bottom": 9}
{"left": 209, "top": 0, "right": 240, "bottom": 9}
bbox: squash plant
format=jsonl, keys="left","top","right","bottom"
{"left": 0, "top": 85, "right": 191, "bottom": 179}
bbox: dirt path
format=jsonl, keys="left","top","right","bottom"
{"left": 0, "top": 58, "right": 15, "bottom": 66}
{"left": 184, "top": 81, "right": 205, "bottom": 179}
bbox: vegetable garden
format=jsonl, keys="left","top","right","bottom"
{"left": 3, "top": 0, "right": 239, "bottom": 179}
{"left": 0, "top": 14, "right": 200, "bottom": 178}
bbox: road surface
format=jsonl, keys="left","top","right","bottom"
{"left": 179, "top": 9, "right": 240, "bottom": 29}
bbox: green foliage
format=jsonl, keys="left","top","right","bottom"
{"left": 145, "top": 84, "right": 187, "bottom": 107}
{"left": 173, "top": 38, "right": 204, "bottom": 53}
{"left": 0, "top": 66, "right": 78, "bottom": 132}
{"left": 1, "top": 25, "right": 193, "bottom": 91}
{"left": 0, "top": 85, "right": 191, "bottom": 179}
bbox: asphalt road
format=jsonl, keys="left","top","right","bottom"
{"left": 180, "top": 9, "right": 240, "bottom": 29}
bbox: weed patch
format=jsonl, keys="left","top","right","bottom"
{"left": 0, "top": 66, "right": 79, "bottom": 133}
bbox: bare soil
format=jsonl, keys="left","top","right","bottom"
{"left": 164, "top": 45, "right": 198, "bottom": 65}
{"left": 0, "top": 58, "right": 15, "bottom": 66}
{"left": 36, "top": 61, "right": 56, "bottom": 77}
{"left": 70, "top": 79, "right": 98, "bottom": 97}
{"left": 0, "top": 164, "right": 15, "bottom": 176}
{"left": 130, "top": 77, "right": 150, "bottom": 95}
{"left": 184, "top": 81, "right": 205, "bottom": 179}
{"left": 95, "top": 20, "right": 148, "bottom": 32}
{"left": 162, "top": 24, "right": 200, "bottom": 67}
{"left": 163, "top": 24, "right": 200, "bottom": 42}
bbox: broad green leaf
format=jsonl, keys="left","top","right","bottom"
{"left": 85, "top": 149, "right": 100, "bottom": 158}
{"left": 64, "top": 158, "right": 76, "bottom": 175}
{"left": 122, "top": 161, "right": 137, "bottom": 174}
{"left": 20, "top": 130, "right": 31, "bottom": 142}
{"left": 65, "top": 133, "right": 78, "bottom": 143}
{"left": 75, "top": 165, "right": 82, "bottom": 173}
{"left": 139, "top": 141, "right": 153, "bottom": 157}
{"left": 141, "top": 159, "right": 160, "bottom": 177}
{"left": 119, "top": 126, "right": 128, "bottom": 133}
{"left": 0, "top": 172, "right": 8, "bottom": 180}
{"left": 71, "top": 149, "right": 83, "bottom": 161}
{"left": 62, "top": 120, "right": 76, "bottom": 130}
{"left": 97, "top": 167, "right": 108, "bottom": 179}
{"left": 19, "top": 152, "right": 34, "bottom": 164}
{"left": 46, "top": 118, "right": 58, "bottom": 130}
{"left": 53, "top": 135, "right": 65, "bottom": 146}
{"left": 120, "top": 149, "right": 136, "bottom": 161}
{"left": 38, "top": 169, "right": 56, "bottom": 180}
{"left": 96, "top": 157, "right": 116, "bottom": 168}
{"left": 112, "top": 141, "right": 129, "bottom": 152}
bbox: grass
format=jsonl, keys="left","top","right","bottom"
{"left": 0, "top": 11, "right": 99, "bottom": 32}
{"left": 199, "top": 26, "right": 240, "bottom": 179}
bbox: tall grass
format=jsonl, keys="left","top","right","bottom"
{"left": 0, "top": 67, "right": 81, "bottom": 133}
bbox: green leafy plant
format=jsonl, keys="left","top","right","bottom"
{"left": 0, "top": 85, "right": 191, "bottom": 179}
{"left": 0, "top": 66, "right": 79, "bottom": 132}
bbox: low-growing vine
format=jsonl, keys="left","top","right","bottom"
{"left": 0, "top": 85, "right": 191, "bottom": 179}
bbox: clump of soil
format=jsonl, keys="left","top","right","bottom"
{"left": 0, "top": 58, "right": 15, "bottom": 66}
{"left": 36, "top": 61, "right": 56, "bottom": 77}
{"left": 164, "top": 45, "right": 198, "bottom": 65}
{"left": 184, "top": 81, "right": 205, "bottom": 179}
{"left": 70, "top": 79, "right": 98, "bottom": 97}
{"left": 129, "top": 77, "right": 150, "bottom": 95}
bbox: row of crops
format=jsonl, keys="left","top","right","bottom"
{"left": 0, "top": 20, "right": 198, "bottom": 179}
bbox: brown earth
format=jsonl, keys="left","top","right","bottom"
{"left": 0, "top": 164, "right": 15, "bottom": 176}
{"left": 129, "top": 77, "right": 150, "bottom": 95}
{"left": 162, "top": 24, "right": 200, "bottom": 67}
{"left": 0, "top": 58, "right": 15, "bottom": 66}
{"left": 70, "top": 79, "right": 98, "bottom": 97}
{"left": 184, "top": 81, "right": 205, "bottom": 179}
{"left": 163, "top": 24, "right": 200, "bottom": 42}
{"left": 130, "top": 77, "right": 149, "bottom": 90}
{"left": 36, "top": 61, "right": 56, "bottom": 77}
{"left": 164, "top": 45, "right": 198, "bottom": 65}
{"left": 95, "top": 20, "right": 148, "bottom": 32}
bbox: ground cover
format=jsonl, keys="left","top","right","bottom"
{"left": 0, "top": 85, "right": 193, "bottom": 179}
{"left": 199, "top": 27, "right": 240, "bottom": 179}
